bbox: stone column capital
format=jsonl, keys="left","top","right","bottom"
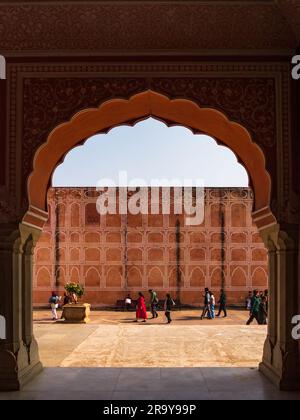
{"left": 259, "top": 223, "right": 298, "bottom": 252}
{"left": 19, "top": 222, "right": 42, "bottom": 250}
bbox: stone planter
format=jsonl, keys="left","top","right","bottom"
{"left": 62, "top": 303, "right": 91, "bottom": 323}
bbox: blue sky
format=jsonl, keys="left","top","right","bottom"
{"left": 52, "top": 118, "right": 248, "bottom": 187}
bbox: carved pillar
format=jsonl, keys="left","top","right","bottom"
{"left": 260, "top": 227, "right": 277, "bottom": 369}
{"left": 0, "top": 224, "right": 43, "bottom": 391}
{"left": 259, "top": 223, "right": 300, "bottom": 390}
{"left": 20, "top": 224, "right": 41, "bottom": 369}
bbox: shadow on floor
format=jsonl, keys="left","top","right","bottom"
{"left": 0, "top": 367, "right": 300, "bottom": 400}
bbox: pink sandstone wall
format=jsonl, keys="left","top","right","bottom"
{"left": 33, "top": 187, "right": 268, "bottom": 307}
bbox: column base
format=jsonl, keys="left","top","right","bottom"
{"left": 259, "top": 361, "right": 300, "bottom": 391}
{"left": 0, "top": 343, "right": 43, "bottom": 391}
{"left": 0, "top": 361, "right": 43, "bottom": 392}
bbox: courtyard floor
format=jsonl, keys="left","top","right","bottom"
{"left": 1, "top": 310, "right": 300, "bottom": 400}
{"left": 33, "top": 309, "right": 266, "bottom": 368}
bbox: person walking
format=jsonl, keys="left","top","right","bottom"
{"left": 209, "top": 291, "right": 216, "bottom": 319}
{"left": 164, "top": 293, "right": 175, "bottom": 324}
{"left": 258, "top": 296, "right": 268, "bottom": 325}
{"left": 200, "top": 288, "right": 211, "bottom": 320}
{"left": 135, "top": 292, "right": 148, "bottom": 323}
{"left": 246, "top": 290, "right": 261, "bottom": 325}
{"left": 49, "top": 291, "right": 59, "bottom": 320}
{"left": 217, "top": 289, "right": 227, "bottom": 318}
{"left": 250, "top": 290, "right": 258, "bottom": 312}
{"left": 148, "top": 289, "right": 159, "bottom": 319}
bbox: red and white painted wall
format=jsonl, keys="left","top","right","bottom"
{"left": 33, "top": 187, "right": 268, "bottom": 307}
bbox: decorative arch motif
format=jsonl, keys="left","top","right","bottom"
{"left": 70, "top": 203, "right": 80, "bottom": 227}
{"left": 36, "top": 267, "right": 51, "bottom": 288}
{"left": 190, "top": 267, "right": 206, "bottom": 288}
{"left": 85, "top": 248, "right": 100, "bottom": 262}
{"left": 148, "top": 267, "right": 164, "bottom": 288}
{"left": 85, "top": 267, "right": 101, "bottom": 287}
{"left": 231, "top": 203, "right": 247, "bottom": 227}
{"left": 55, "top": 267, "right": 66, "bottom": 286}
{"left": 35, "top": 247, "right": 51, "bottom": 263}
{"left": 211, "top": 267, "right": 225, "bottom": 288}
{"left": 70, "top": 247, "right": 80, "bottom": 262}
{"left": 127, "top": 267, "right": 142, "bottom": 288}
{"left": 106, "top": 267, "right": 122, "bottom": 288}
{"left": 70, "top": 267, "right": 80, "bottom": 283}
{"left": 231, "top": 267, "right": 247, "bottom": 287}
{"left": 56, "top": 203, "right": 66, "bottom": 227}
{"left": 24, "top": 90, "right": 275, "bottom": 230}
{"left": 169, "top": 267, "right": 185, "bottom": 288}
{"left": 252, "top": 266, "right": 268, "bottom": 287}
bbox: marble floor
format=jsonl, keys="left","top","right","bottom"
{"left": 0, "top": 310, "right": 299, "bottom": 400}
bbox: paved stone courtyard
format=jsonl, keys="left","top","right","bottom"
{"left": 1, "top": 310, "right": 300, "bottom": 400}
{"left": 34, "top": 309, "right": 266, "bottom": 368}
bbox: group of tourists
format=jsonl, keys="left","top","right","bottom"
{"left": 48, "top": 291, "right": 77, "bottom": 320}
{"left": 125, "top": 290, "right": 176, "bottom": 324}
{"left": 49, "top": 287, "right": 268, "bottom": 325}
{"left": 246, "top": 289, "right": 268, "bottom": 325}
{"left": 199, "top": 287, "right": 268, "bottom": 325}
{"left": 200, "top": 288, "right": 227, "bottom": 320}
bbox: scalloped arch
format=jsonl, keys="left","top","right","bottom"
{"left": 24, "top": 90, "right": 275, "bottom": 229}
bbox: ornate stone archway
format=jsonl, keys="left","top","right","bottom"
{"left": 12, "top": 89, "right": 297, "bottom": 393}
{"left": 23, "top": 90, "right": 274, "bottom": 230}
{"left": 0, "top": 80, "right": 298, "bottom": 393}
{"left": 0, "top": 1, "right": 299, "bottom": 392}
{"left": 1, "top": 78, "right": 299, "bottom": 391}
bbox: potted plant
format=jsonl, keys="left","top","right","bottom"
{"left": 62, "top": 282, "right": 91, "bottom": 323}
{"left": 65, "top": 282, "right": 85, "bottom": 303}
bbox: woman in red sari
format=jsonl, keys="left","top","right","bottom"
{"left": 135, "top": 292, "right": 148, "bottom": 322}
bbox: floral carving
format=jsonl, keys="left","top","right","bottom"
{"left": 22, "top": 77, "right": 149, "bottom": 189}
{"left": 0, "top": 3, "right": 297, "bottom": 52}
{"left": 0, "top": 199, "right": 17, "bottom": 223}
{"left": 22, "top": 76, "right": 277, "bottom": 202}
{"left": 152, "top": 78, "right": 276, "bottom": 148}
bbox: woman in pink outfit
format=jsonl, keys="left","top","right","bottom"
{"left": 135, "top": 292, "right": 148, "bottom": 322}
